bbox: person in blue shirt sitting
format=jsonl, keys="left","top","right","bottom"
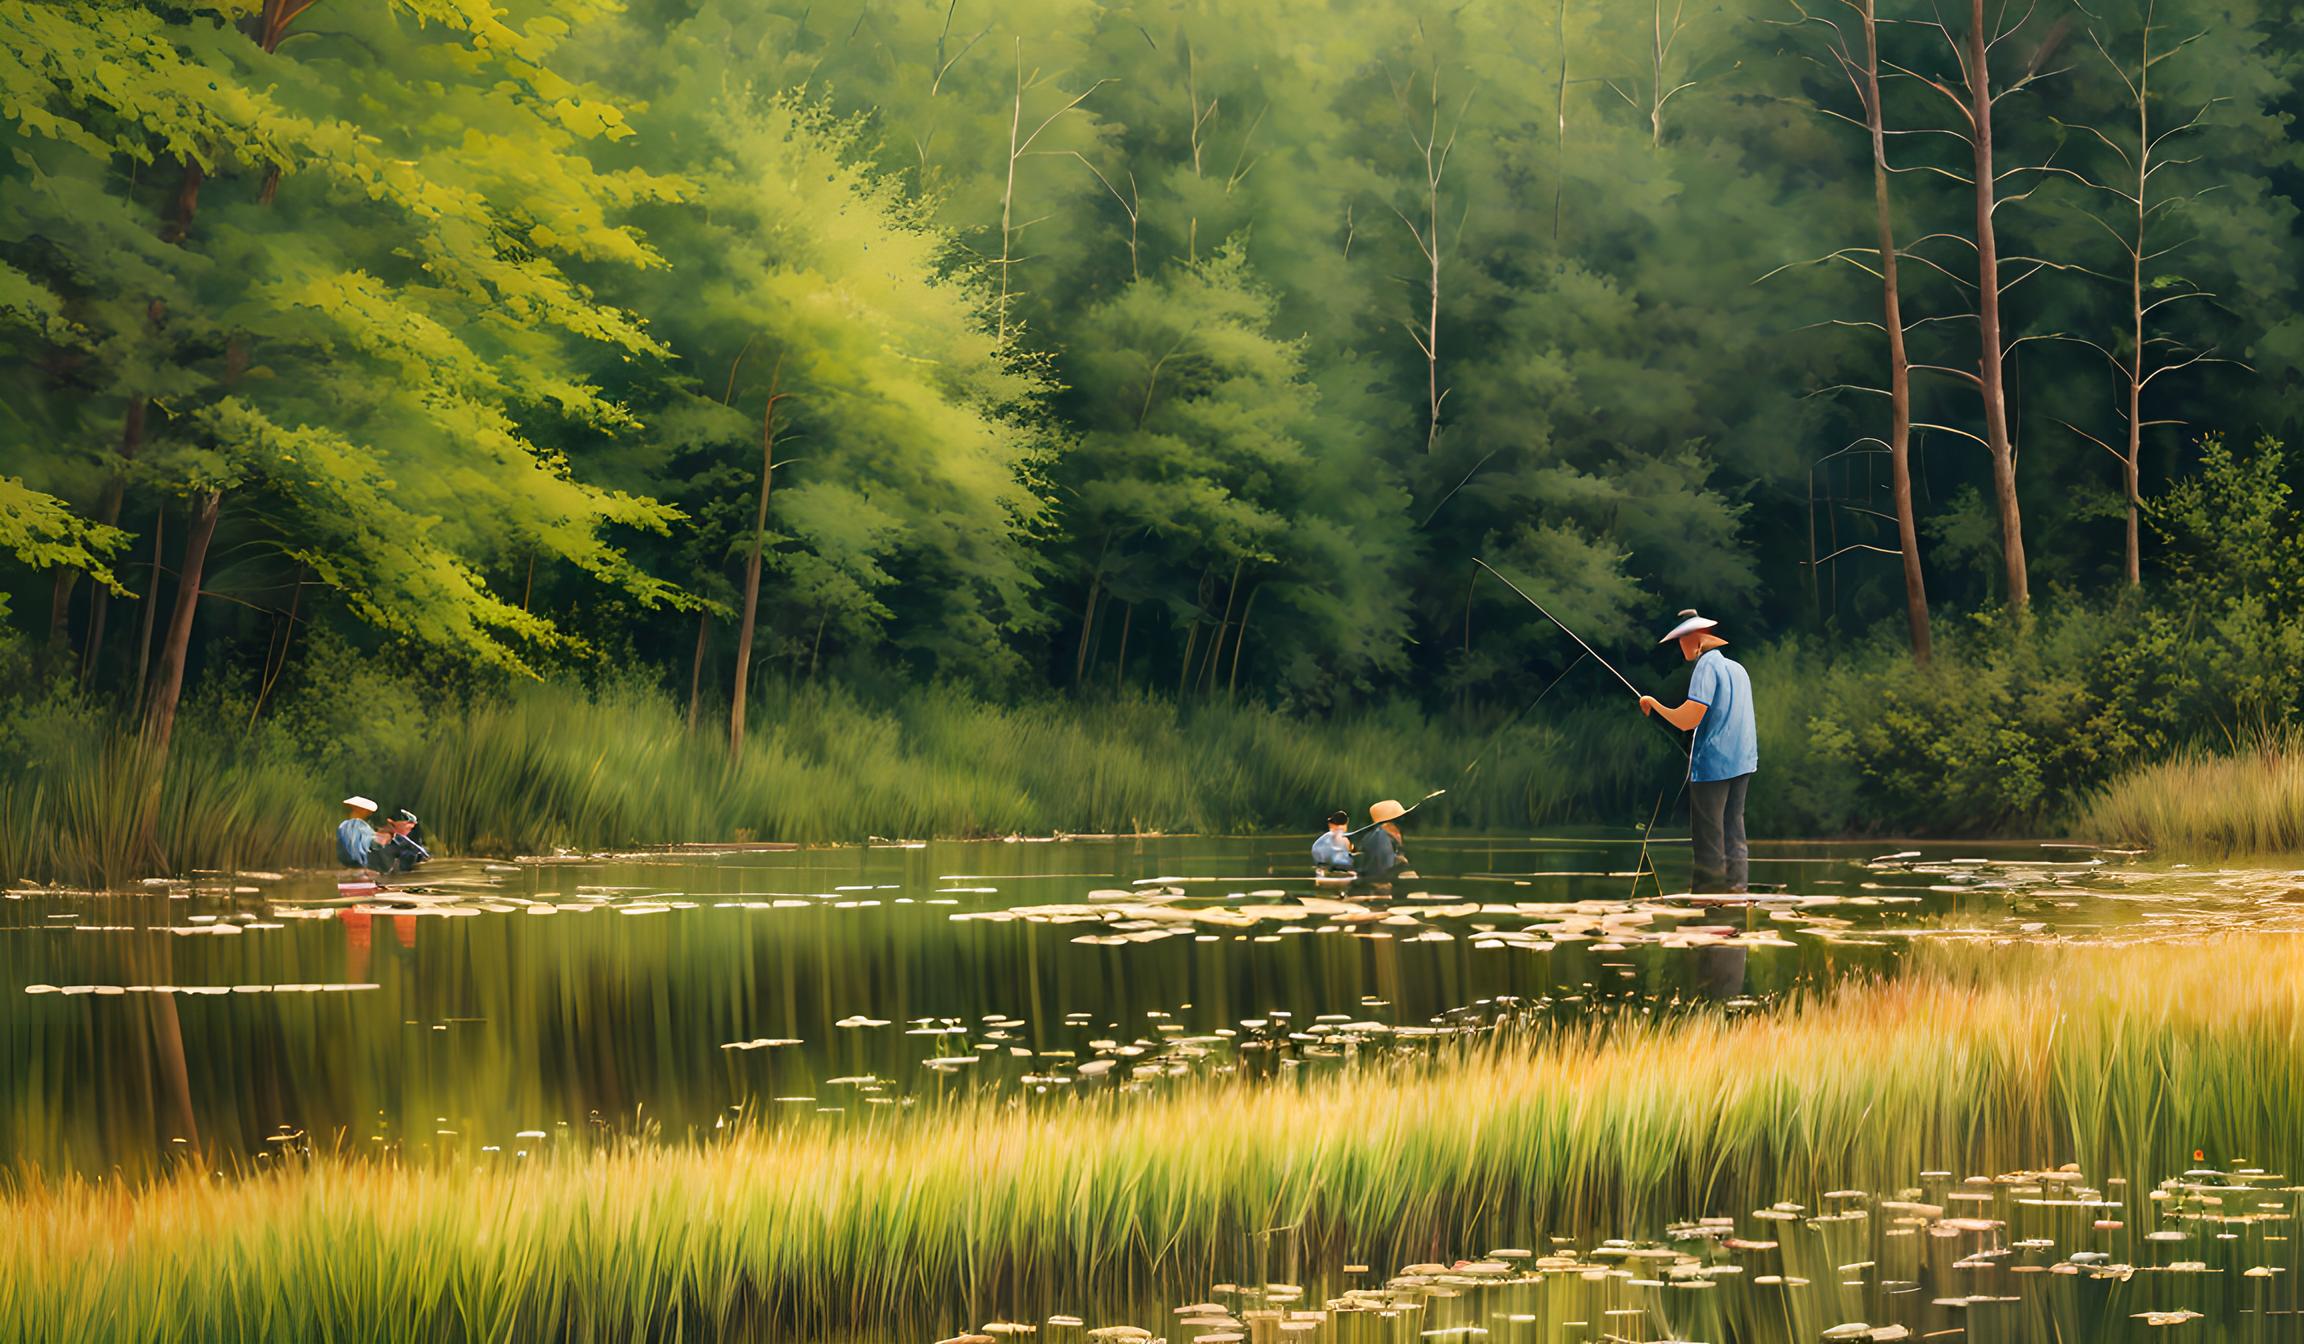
{"left": 1311, "top": 810, "right": 1355, "bottom": 874}
{"left": 1637, "top": 609, "right": 1759, "bottom": 894}
{"left": 336, "top": 795, "right": 383, "bottom": 871}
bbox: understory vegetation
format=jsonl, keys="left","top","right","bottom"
{"left": 8, "top": 437, "right": 2297, "bottom": 884}
{"left": 1, "top": 937, "right": 2294, "bottom": 1340}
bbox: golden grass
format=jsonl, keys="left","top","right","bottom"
{"left": 2077, "top": 729, "right": 2304, "bottom": 854}
{"left": 3, "top": 938, "right": 2299, "bottom": 1340}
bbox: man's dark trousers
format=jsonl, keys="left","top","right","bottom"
{"left": 1689, "top": 772, "right": 1751, "bottom": 893}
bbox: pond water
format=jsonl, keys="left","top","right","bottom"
{"left": 7, "top": 833, "right": 2301, "bottom": 1342}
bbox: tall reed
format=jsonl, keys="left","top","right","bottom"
{"left": 2076, "top": 727, "right": 2304, "bottom": 854}
{"left": 0, "top": 680, "right": 1671, "bottom": 883}
{"left": 2, "top": 938, "right": 2295, "bottom": 1340}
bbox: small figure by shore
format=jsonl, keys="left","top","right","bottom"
{"left": 335, "top": 795, "right": 430, "bottom": 877}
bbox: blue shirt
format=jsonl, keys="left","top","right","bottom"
{"left": 1685, "top": 648, "right": 1758, "bottom": 783}
{"left": 1359, "top": 826, "right": 1405, "bottom": 877}
{"left": 336, "top": 817, "right": 378, "bottom": 868}
{"left": 1311, "top": 831, "right": 1354, "bottom": 870}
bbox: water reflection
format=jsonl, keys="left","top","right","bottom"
{"left": 0, "top": 836, "right": 2277, "bottom": 1181}
{"left": 985, "top": 1162, "right": 2301, "bottom": 1344}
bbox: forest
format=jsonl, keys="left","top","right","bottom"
{"left": 5, "top": 0, "right": 2304, "bottom": 872}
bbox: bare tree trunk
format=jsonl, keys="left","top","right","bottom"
{"left": 143, "top": 490, "right": 221, "bottom": 756}
{"left": 1860, "top": 1, "right": 1931, "bottom": 662}
{"left": 728, "top": 372, "right": 786, "bottom": 758}
{"left": 1966, "top": 1, "right": 2029, "bottom": 609}
{"left": 2119, "top": 368, "right": 2138, "bottom": 583}
{"left": 2123, "top": 79, "right": 2146, "bottom": 589}
{"left": 1398, "top": 65, "right": 1464, "bottom": 454}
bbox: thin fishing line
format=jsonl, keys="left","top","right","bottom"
{"left": 1453, "top": 648, "right": 1588, "bottom": 785}
{"left": 1471, "top": 558, "right": 1645, "bottom": 700}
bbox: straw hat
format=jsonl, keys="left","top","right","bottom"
{"left": 1657, "top": 609, "right": 1721, "bottom": 645}
{"left": 343, "top": 795, "right": 379, "bottom": 812}
{"left": 1369, "top": 798, "right": 1407, "bottom": 825}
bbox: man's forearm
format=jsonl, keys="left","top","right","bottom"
{"left": 1657, "top": 699, "right": 1706, "bottom": 732}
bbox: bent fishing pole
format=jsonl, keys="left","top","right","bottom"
{"left": 1470, "top": 558, "right": 1646, "bottom": 702}
{"left": 1346, "top": 789, "right": 1447, "bottom": 839}
{"left": 1472, "top": 557, "right": 1694, "bottom": 899}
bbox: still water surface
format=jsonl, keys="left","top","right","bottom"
{"left": 6, "top": 833, "right": 2299, "bottom": 1341}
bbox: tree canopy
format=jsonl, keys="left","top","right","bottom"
{"left": 4, "top": 0, "right": 2302, "bottom": 724}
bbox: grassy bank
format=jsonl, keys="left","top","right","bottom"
{"left": 0, "top": 676, "right": 1681, "bottom": 886}
{"left": 2, "top": 937, "right": 2295, "bottom": 1339}
{"left": 2076, "top": 730, "right": 2304, "bottom": 854}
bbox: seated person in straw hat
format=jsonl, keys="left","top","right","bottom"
{"left": 336, "top": 796, "right": 383, "bottom": 871}
{"left": 1355, "top": 799, "right": 1419, "bottom": 893}
{"left": 1311, "top": 810, "right": 1356, "bottom": 874}
{"left": 1637, "top": 608, "right": 1758, "bottom": 894}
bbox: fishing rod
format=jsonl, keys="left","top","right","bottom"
{"left": 1471, "top": 557, "right": 1694, "bottom": 765}
{"left": 1471, "top": 558, "right": 1646, "bottom": 701}
{"left": 1346, "top": 789, "right": 1446, "bottom": 839}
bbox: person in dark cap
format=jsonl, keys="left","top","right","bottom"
{"left": 376, "top": 808, "right": 431, "bottom": 875}
{"left": 1637, "top": 609, "right": 1757, "bottom": 894}
{"left": 1311, "top": 810, "right": 1355, "bottom": 875}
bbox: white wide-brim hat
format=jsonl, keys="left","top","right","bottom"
{"left": 1657, "top": 609, "right": 1720, "bottom": 645}
{"left": 343, "top": 795, "right": 379, "bottom": 811}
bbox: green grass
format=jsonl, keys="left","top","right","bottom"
{"left": 2076, "top": 728, "right": 2304, "bottom": 854}
{"left": 0, "top": 679, "right": 1682, "bottom": 885}
{"left": 1, "top": 937, "right": 2297, "bottom": 1340}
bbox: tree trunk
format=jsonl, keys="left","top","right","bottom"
{"left": 45, "top": 569, "right": 77, "bottom": 679}
{"left": 1072, "top": 572, "right": 1103, "bottom": 684}
{"left": 1862, "top": 1, "right": 1931, "bottom": 662}
{"left": 80, "top": 400, "right": 147, "bottom": 684}
{"left": 1112, "top": 602, "right": 1133, "bottom": 691}
{"left": 143, "top": 490, "right": 222, "bottom": 756}
{"left": 728, "top": 379, "right": 784, "bottom": 758}
{"left": 1967, "top": 1, "right": 2029, "bottom": 609}
{"left": 687, "top": 611, "right": 710, "bottom": 733}
{"left": 248, "top": 570, "right": 302, "bottom": 727}
{"left": 2124, "top": 201, "right": 2145, "bottom": 587}
{"left": 1201, "top": 559, "right": 1244, "bottom": 695}
{"left": 132, "top": 506, "right": 165, "bottom": 705}
{"left": 1226, "top": 586, "right": 1260, "bottom": 698}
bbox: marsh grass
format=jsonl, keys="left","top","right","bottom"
{"left": 2076, "top": 728, "right": 2304, "bottom": 854}
{"left": 2, "top": 937, "right": 2296, "bottom": 1340}
{"left": 0, "top": 679, "right": 1674, "bottom": 883}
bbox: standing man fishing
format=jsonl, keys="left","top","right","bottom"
{"left": 1638, "top": 610, "right": 1758, "bottom": 894}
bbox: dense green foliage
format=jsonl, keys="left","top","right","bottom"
{"left": 5, "top": 0, "right": 2304, "bottom": 865}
